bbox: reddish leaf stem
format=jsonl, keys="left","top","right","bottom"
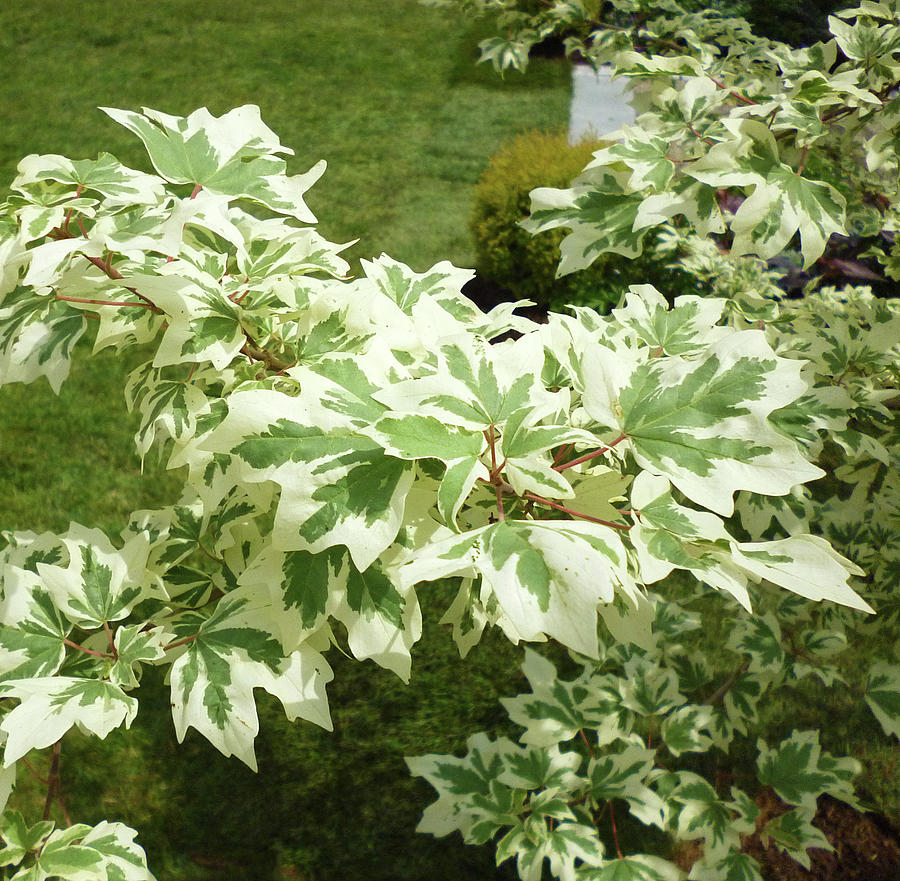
{"left": 609, "top": 801, "right": 624, "bottom": 859}
{"left": 42, "top": 742, "right": 61, "bottom": 821}
{"left": 554, "top": 433, "right": 628, "bottom": 473}
{"left": 63, "top": 638, "right": 112, "bottom": 660}
{"left": 579, "top": 728, "right": 595, "bottom": 758}
{"left": 164, "top": 633, "right": 199, "bottom": 652}
{"left": 710, "top": 77, "right": 759, "bottom": 105}
{"left": 56, "top": 294, "right": 155, "bottom": 310}
{"left": 103, "top": 621, "right": 118, "bottom": 660}
{"left": 552, "top": 443, "right": 572, "bottom": 466}
{"left": 485, "top": 425, "right": 506, "bottom": 521}
{"left": 524, "top": 492, "right": 631, "bottom": 530}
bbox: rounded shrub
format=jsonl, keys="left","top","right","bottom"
{"left": 471, "top": 129, "right": 693, "bottom": 314}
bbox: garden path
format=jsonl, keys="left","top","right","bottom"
{"left": 568, "top": 63, "right": 636, "bottom": 143}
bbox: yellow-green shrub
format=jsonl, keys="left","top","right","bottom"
{"left": 471, "top": 129, "right": 691, "bottom": 313}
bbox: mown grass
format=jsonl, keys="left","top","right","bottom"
{"left": 2, "top": 3, "right": 897, "bottom": 880}
{"left": 0, "top": 1, "right": 570, "bottom": 878}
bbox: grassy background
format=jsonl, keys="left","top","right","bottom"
{"left": 1, "top": 3, "right": 897, "bottom": 880}
{"left": 0, "top": 1, "right": 570, "bottom": 879}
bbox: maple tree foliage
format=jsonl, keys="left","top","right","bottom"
{"left": 0, "top": 2, "right": 897, "bottom": 878}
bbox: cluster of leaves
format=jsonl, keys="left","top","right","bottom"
{"left": 405, "top": 1, "right": 900, "bottom": 879}
{"left": 0, "top": 3, "right": 896, "bottom": 879}
{"left": 434, "top": 1, "right": 900, "bottom": 273}
{"left": 470, "top": 130, "right": 695, "bottom": 314}
{"left": 410, "top": 623, "right": 865, "bottom": 881}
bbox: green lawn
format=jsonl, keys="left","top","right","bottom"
{"left": 0, "top": 2, "right": 571, "bottom": 879}
{"left": 3, "top": 4, "right": 895, "bottom": 881}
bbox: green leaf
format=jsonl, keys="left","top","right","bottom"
{"left": 619, "top": 657, "right": 685, "bottom": 717}
{"left": 756, "top": 730, "right": 861, "bottom": 810}
{"left": 365, "top": 414, "right": 484, "bottom": 462}
{"left": 14, "top": 152, "right": 163, "bottom": 205}
{"left": 864, "top": 662, "right": 900, "bottom": 740}
{"left": 437, "top": 457, "right": 489, "bottom": 528}
{"left": 499, "top": 744, "right": 583, "bottom": 792}
{"left": 478, "top": 521, "right": 629, "bottom": 657}
{"left": 374, "top": 333, "right": 558, "bottom": 431}
{"left": 762, "top": 806, "right": 832, "bottom": 870}
{"left": 216, "top": 390, "right": 415, "bottom": 571}
{"left": 612, "top": 285, "right": 729, "bottom": 357}
{"left": 588, "top": 331, "right": 824, "bottom": 516}
{"left": 37, "top": 527, "right": 150, "bottom": 629}
{"left": 334, "top": 552, "right": 421, "bottom": 681}
{"left": 69, "top": 820, "right": 154, "bottom": 881}
{"left": 361, "top": 254, "right": 476, "bottom": 318}
{"left": 406, "top": 732, "right": 521, "bottom": 840}
{"left": 523, "top": 169, "right": 649, "bottom": 275}
{"left": 587, "top": 744, "right": 656, "bottom": 801}
{"left": 688, "top": 850, "right": 763, "bottom": 881}
{"left": 110, "top": 626, "right": 168, "bottom": 690}
{"left": 125, "top": 270, "right": 245, "bottom": 371}
{"left": 577, "top": 854, "right": 684, "bottom": 881}
{"left": 669, "top": 773, "right": 739, "bottom": 858}
{"left": 661, "top": 704, "right": 715, "bottom": 756}
{"left": 731, "top": 535, "right": 870, "bottom": 612}
{"left": 169, "top": 590, "right": 333, "bottom": 769}
{"left": 0, "top": 569, "right": 70, "bottom": 684}
{"left": 0, "top": 291, "right": 87, "bottom": 393}
{"left": 0, "top": 678, "right": 138, "bottom": 765}
{"left": 0, "top": 811, "right": 54, "bottom": 866}
{"left": 592, "top": 135, "right": 676, "bottom": 191}
{"left": 687, "top": 119, "right": 845, "bottom": 266}
{"left": 501, "top": 650, "right": 631, "bottom": 748}
{"left": 101, "top": 106, "right": 324, "bottom": 221}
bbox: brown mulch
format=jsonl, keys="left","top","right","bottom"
{"left": 675, "top": 789, "right": 900, "bottom": 881}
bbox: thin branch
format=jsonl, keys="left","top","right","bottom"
{"left": 609, "top": 800, "right": 624, "bottom": 859}
{"left": 103, "top": 621, "right": 118, "bottom": 660}
{"left": 524, "top": 492, "right": 631, "bottom": 530}
{"left": 44, "top": 229, "right": 162, "bottom": 313}
{"left": 707, "top": 658, "right": 750, "bottom": 705}
{"left": 552, "top": 443, "right": 572, "bottom": 466}
{"left": 240, "top": 341, "right": 294, "bottom": 373}
{"left": 42, "top": 742, "right": 61, "bottom": 821}
{"left": 164, "top": 633, "right": 199, "bottom": 652}
{"left": 554, "top": 433, "right": 628, "bottom": 473}
{"left": 56, "top": 294, "right": 156, "bottom": 310}
{"left": 709, "top": 76, "right": 759, "bottom": 105}
{"left": 197, "top": 541, "right": 224, "bottom": 564}
{"left": 486, "top": 425, "right": 506, "bottom": 521}
{"left": 21, "top": 757, "right": 48, "bottom": 786}
{"left": 63, "top": 638, "right": 112, "bottom": 660}
{"left": 579, "top": 728, "right": 595, "bottom": 758}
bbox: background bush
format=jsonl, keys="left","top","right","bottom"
{"left": 471, "top": 130, "right": 695, "bottom": 314}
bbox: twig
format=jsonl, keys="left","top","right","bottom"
{"left": 579, "top": 728, "right": 595, "bottom": 758}
{"left": 523, "top": 492, "right": 631, "bottom": 530}
{"left": 554, "top": 433, "right": 628, "bottom": 473}
{"left": 164, "top": 633, "right": 199, "bottom": 652}
{"left": 240, "top": 341, "right": 294, "bottom": 373}
{"left": 56, "top": 294, "right": 156, "bottom": 310}
{"left": 63, "top": 638, "right": 112, "bottom": 660}
{"left": 42, "top": 742, "right": 61, "bottom": 821}
{"left": 609, "top": 801, "right": 624, "bottom": 859}
{"left": 707, "top": 658, "right": 750, "bottom": 705}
